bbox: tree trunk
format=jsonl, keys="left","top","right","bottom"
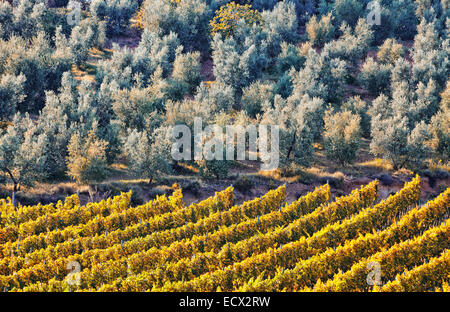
{"left": 12, "top": 191, "right": 15, "bottom": 210}
{"left": 5, "top": 169, "right": 18, "bottom": 209}
{"left": 399, "top": 159, "right": 408, "bottom": 170}
{"left": 286, "top": 132, "right": 297, "bottom": 160}
{"left": 5, "top": 169, "right": 17, "bottom": 191}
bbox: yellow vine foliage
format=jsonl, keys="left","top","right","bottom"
{"left": 379, "top": 250, "right": 449, "bottom": 292}
{"left": 0, "top": 175, "right": 447, "bottom": 292}
{"left": 239, "top": 186, "right": 449, "bottom": 292}
{"left": 135, "top": 7, "right": 144, "bottom": 29}
{"left": 313, "top": 220, "right": 449, "bottom": 292}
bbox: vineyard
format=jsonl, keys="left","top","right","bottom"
{"left": 0, "top": 175, "right": 448, "bottom": 292}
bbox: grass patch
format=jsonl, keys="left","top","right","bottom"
{"left": 357, "top": 158, "right": 393, "bottom": 172}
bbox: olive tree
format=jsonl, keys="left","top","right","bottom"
{"left": 0, "top": 114, "right": 47, "bottom": 193}
{"left": 323, "top": 109, "right": 361, "bottom": 166}
{"left": 123, "top": 126, "right": 173, "bottom": 184}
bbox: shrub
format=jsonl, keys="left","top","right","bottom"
{"left": 260, "top": 96, "right": 314, "bottom": 170}
{"left": 198, "top": 157, "right": 232, "bottom": 180}
{"left": 212, "top": 33, "right": 266, "bottom": 92}
{"left": 428, "top": 82, "right": 450, "bottom": 161}
{"left": 333, "top": 0, "right": 364, "bottom": 28}
{"left": 323, "top": 109, "right": 361, "bottom": 166}
{"left": 194, "top": 82, "right": 235, "bottom": 112}
{"left": 273, "top": 71, "right": 293, "bottom": 99}
{"left": 276, "top": 42, "right": 305, "bottom": 74}
{"left": 429, "top": 109, "right": 450, "bottom": 162}
{"left": 172, "top": 50, "right": 201, "bottom": 94}
{"left": 96, "top": 31, "right": 180, "bottom": 88}
{"left": 193, "top": 121, "right": 232, "bottom": 180}
{"left": 66, "top": 130, "right": 109, "bottom": 185}
{"left": 412, "top": 19, "right": 448, "bottom": 91}
{"left": 241, "top": 81, "right": 274, "bottom": 118}
{"left": 358, "top": 57, "right": 392, "bottom": 94}
{"left": 341, "top": 96, "right": 370, "bottom": 138}
{"left": 252, "top": 0, "right": 277, "bottom": 11}
{"left": 0, "top": 2, "right": 14, "bottom": 39}
{"left": 0, "top": 114, "right": 47, "bottom": 192}
{"left": 210, "top": 2, "right": 262, "bottom": 38}
{"left": 306, "top": 13, "right": 335, "bottom": 46}
{"left": 123, "top": 126, "right": 173, "bottom": 184}
{"left": 322, "top": 19, "right": 373, "bottom": 68}
{"left": 406, "top": 121, "right": 432, "bottom": 169}
{"left": 370, "top": 115, "right": 410, "bottom": 170}
{"left": 182, "top": 180, "right": 201, "bottom": 195}
{"left": 112, "top": 87, "right": 164, "bottom": 132}
{"left": 411, "top": 79, "right": 440, "bottom": 124}
{"left": 388, "top": 0, "right": 417, "bottom": 40}
{"left": 234, "top": 175, "right": 254, "bottom": 194}
{"left": 90, "top": 0, "right": 138, "bottom": 36}
{"left": 377, "top": 38, "right": 405, "bottom": 66}
{"left": 289, "top": 48, "right": 347, "bottom": 105}
{"left": 34, "top": 91, "right": 74, "bottom": 179}
{"left": 261, "top": 1, "right": 299, "bottom": 57}
{"left": 287, "top": 94, "right": 325, "bottom": 141}
{"left": 68, "top": 24, "right": 95, "bottom": 66}
{"left": 139, "top": 0, "right": 211, "bottom": 52}
{"left": 0, "top": 74, "right": 26, "bottom": 120}
{"left": 369, "top": 109, "right": 433, "bottom": 170}
{"left": 0, "top": 33, "right": 71, "bottom": 113}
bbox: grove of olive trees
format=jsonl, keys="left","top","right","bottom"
{"left": 0, "top": 0, "right": 448, "bottom": 202}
